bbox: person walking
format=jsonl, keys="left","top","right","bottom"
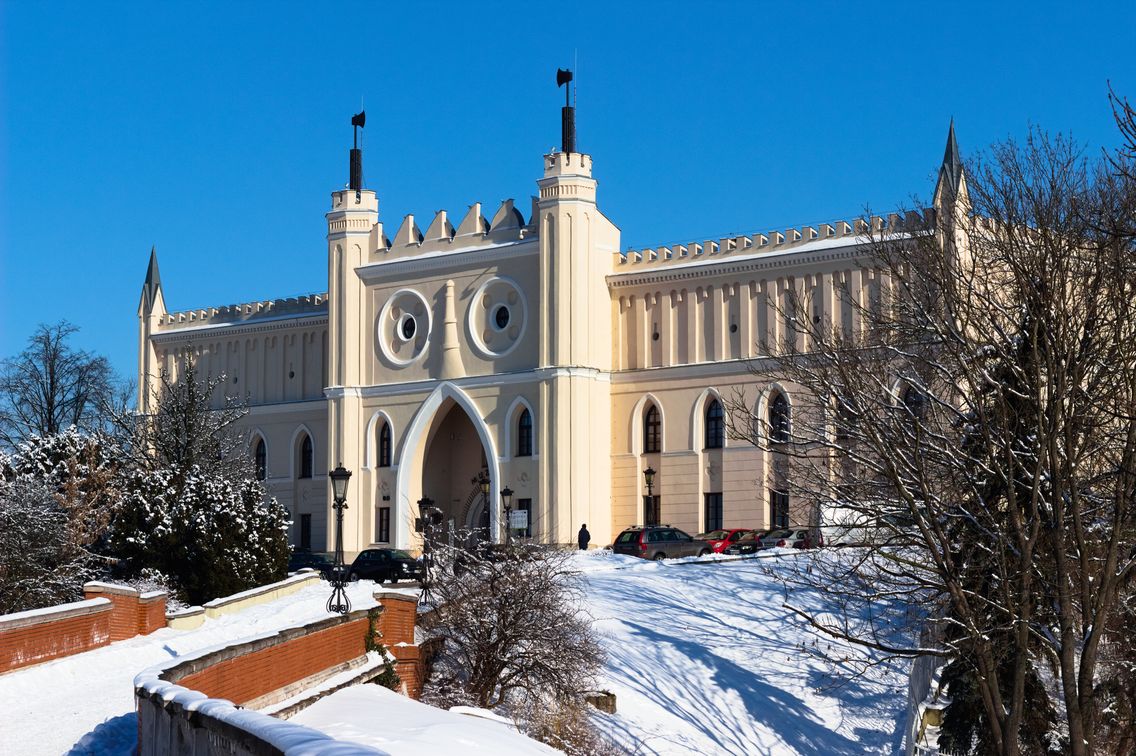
{"left": 577, "top": 523, "right": 591, "bottom": 550}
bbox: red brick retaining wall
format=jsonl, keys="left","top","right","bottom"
{"left": 0, "top": 583, "right": 166, "bottom": 674}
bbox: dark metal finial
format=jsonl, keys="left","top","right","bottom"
{"left": 349, "top": 111, "right": 366, "bottom": 197}
{"left": 557, "top": 68, "right": 575, "bottom": 153}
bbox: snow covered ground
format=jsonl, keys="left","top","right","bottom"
{"left": 0, "top": 550, "right": 911, "bottom": 755}
{"left": 0, "top": 579, "right": 386, "bottom": 756}
{"left": 573, "top": 549, "right": 910, "bottom": 755}
{"left": 290, "top": 685, "right": 560, "bottom": 755}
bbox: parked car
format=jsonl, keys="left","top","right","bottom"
{"left": 694, "top": 528, "right": 751, "bottom": 554}
{"left": 722, "top": 530, "right": 770, "bottom": 555}
{"left": 348, "top": 548, "right": 424, "bottom": 583}
{"left": 611, "top": 526, "right": 712, "bottom": 560}
{"left": 760, "top": 528, "right": 812, "bottom": 549}
{"left": 287, "top": 549, "right": 336, "bottom": 578}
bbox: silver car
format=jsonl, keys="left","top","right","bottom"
{"left": 759, "top": 528, "right": 810, "bottom": 549}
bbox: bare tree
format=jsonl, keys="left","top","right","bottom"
{"left": 0, "top": 322, "right": 117, "bottom": 449}
{"left": 725, "top": 129, "right": 1136, "bottom": 755}
{"left": 114, "top": 357, "right": 251, "bottom": 480}
{"left": 421, "top": 544, "right": 605, "bottom": 751}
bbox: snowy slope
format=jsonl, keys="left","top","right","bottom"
{"left": 573, "top": 549, "right": 909, "bottom": 755}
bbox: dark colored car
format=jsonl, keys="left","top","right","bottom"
{"left": 288, "top": 550, "right": 336, "bottom": 578}
{"left": 348, "top": 548, "right": 424, "bottom": 584}
{"left": 611, "top": 526, "right": 712, "bottom": 561}
{"left": 695, "top": 528, "right": 751, "bottom": 553}
{"left": 722, "top": 530, "right": 770, "bottom": 555}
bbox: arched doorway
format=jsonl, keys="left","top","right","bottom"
{"left": 421, "top": 401, "right": 492, "bottom": 542}
{"left": 395, "top": 383, "right": 500, "bottom": 549}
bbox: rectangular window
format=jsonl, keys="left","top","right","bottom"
{"left": 377, "top": 506, "right": 391, "bottom": 543}
{"left": 516, "top": 498, "right": 532, "bottom": 538}
{"left": 770, "top": 489, "right": 790, "bottom": 529}
{"left": 300, "top": 514, "right": 312, "bottom": 551}
{"left": 644, "top": 495, "right": 661, "bottom": 527}
{"left": 704, "top": 492, "right": 723, "bottom": 531}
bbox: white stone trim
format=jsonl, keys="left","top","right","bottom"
{"left": 363, "top": 410, "right": 396, "bottom": 469}
{"left": 395, "top": 382, "right": 501, "bottom": 549}
{"left": 466, "top": 276, "right": 529, "bottom": 359}
{"left": 691, "top": 387, "right": 729, "bottom": 450}
{"left": 289, "top": 424, "right": 316, "bottom": 480}
{"left": 355, "top": 238, "right": 538, "bottom": 281}
{"left": 377, "top": 288, "right": 432, "bottom": 367}
{"left": 629, "top": 392, "right": 667, "bottom": 455}
{"left": 502, "top": 395, "right": 537, "bottom": 460}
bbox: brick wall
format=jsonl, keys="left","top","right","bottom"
{"left": 0, "top": 599, "right": 111, "bottom": 674}
{"left": 175, "top": 615, "right": 370, "bottom": 705}
{"left": 0, "top": 583, "right": 167, "bottom": 674}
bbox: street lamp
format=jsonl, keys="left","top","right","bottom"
{"left": 643, "top": 466, "right": 656, "bottom": 527}
{"left": 327, "top": 464, "right": 352, "bottom": 614}
{"left": 501, "top": 485, "right": 514, "bottom": 545}
{"left": 475, "top": 470, "right": 490, "bottom": 541}
{"left": 418, "top": 496, "right": 435, "bottom": 603}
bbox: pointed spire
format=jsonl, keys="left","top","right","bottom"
{"left": 936, "top": 119, "right": 964, "bottom": 199}
{"left": 141, "top": 246, "right": 163, "bottom": 312}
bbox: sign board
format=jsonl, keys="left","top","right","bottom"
{"left": 509, "top": 509, "right": 529, "bottom": 531}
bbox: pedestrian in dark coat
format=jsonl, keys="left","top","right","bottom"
{"left": 578, "top": 524, "right": 591, "bottom": 550}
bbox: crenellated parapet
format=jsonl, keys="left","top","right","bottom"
{"left": 613, "top": 209, "right": 935, "bottom": 271}
{"left": 367, "top": 198, "right": 538, "bottom": 264}
{"left": 158, "top": 292, "right": 329, "bottom": 330}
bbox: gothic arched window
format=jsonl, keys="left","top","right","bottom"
{"left": 902, "top": 385, "right": 927, "bottom": 422}
{"left": 705, "top": 400, "right": 725, "bottom": 450}
{"left": 769, "top": 392, "right": 790, "bottom": 444}
{"left": 517, "top": 409, "right": 533, "bottom": 457}
{"left": 378, "top": 422, "right": 392, "bottom": 468}
{"left": 254, "top": 438, "right": 266, "bottom": 481}
{"left": 644, "top": 404, "right": 661, "bottom": 453}
{"left": 299, "top": 434, "right": 313, "bottom": 479}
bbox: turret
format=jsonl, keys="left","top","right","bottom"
{"left": 326, "top": 111, "right": 380, "bottom": 553}
{"left": 534, "top": 68, "right": 618, "bottom": 545}
{"left": 137, "top": 246, "right": 167, "bottom": 412}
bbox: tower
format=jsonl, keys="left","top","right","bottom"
{"left": 932, "top": 120, "right": 971, "bottom": 265}
{"left": 137, "top": 247, "right": 166, "bottom": 413}
{"left": 535, "top": 70, "right": 620, "bottom": 545}
{"left": 326, "top": 110, "right": 380, "bottom": 551}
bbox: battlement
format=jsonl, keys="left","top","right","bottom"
{"left": 159, "top": 293, "right": 329, "bottom": 331}
{"left": 366, "top": 197, "right": 539, "bottom": 264}
{"left": 613, "top": 209, "right": 936, "bottom": 272}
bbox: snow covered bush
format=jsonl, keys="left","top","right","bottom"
{"left": 0, "top": 476, "right": 93, "bottom": 614}
{"left": 1, "top": 428, "right": 122, "bottom": 552}
{"left": 108, "top": 465, "right": 289, "bottom": 605}
{"left": 421, "top": 544, "right": 605, "bottom": 753}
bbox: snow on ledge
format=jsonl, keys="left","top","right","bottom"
{"left": 0, "top": 598, "right": 110, "bottom": 631}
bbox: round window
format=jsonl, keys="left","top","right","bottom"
{"left": 400, "top": 314, "right": 417, "bottom": 341}
{"left": 493, "top": 305, "right": 510, "bottom": 330}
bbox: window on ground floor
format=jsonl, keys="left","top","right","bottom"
{"left": 770, "top": 489, "right": 789, "bottom": 529}
{"left": 644, "top": 495, "right": 661, "bottom": 527}
{"left": 704, "top": 492, "right": 723, "bottom": 531}
{"left": 376, "top": 506, "right": 391, "bottom": 543}
{"left": 300, "top": 513, "right": 312, "bottom": 550}
{"left": 516, "top": 498, "right": 532, "bottom": 537}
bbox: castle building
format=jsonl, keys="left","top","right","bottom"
{"left": 137, "top": 97, "right": 966, "bottom": 556}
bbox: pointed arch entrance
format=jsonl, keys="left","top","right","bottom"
{"left": 395, "top": 383, "right": 500, "bottom": 549}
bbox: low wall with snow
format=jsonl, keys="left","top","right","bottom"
{"left": 166, "top": 572, "right": 322, "bottom": 630}
{"left": 0, "top": 582, "right": 166, "bottom": 674}
{"left": 135, "top": 593, "right": 422, "bottom": 755}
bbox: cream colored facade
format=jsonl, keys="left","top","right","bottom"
{"left": 137, "top": 122, "right": 964, "bottom": 556}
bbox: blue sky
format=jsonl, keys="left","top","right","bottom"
{"left": 3, "top": 1, "right": 1135, "bottom": 383}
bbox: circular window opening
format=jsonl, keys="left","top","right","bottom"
{"left": 399, "top": 314, "right": 417, "bottom": 341}
{"left": 493, "top": 305, "right": 510, "bottom": 330}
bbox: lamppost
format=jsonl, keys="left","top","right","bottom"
{"left": 327, "top": 464, "right": 352, "bottom": 614}
{"left": 475, "top": 470, "right": 490, "bottom": 542}
{"left": 417, "top": 496, "right": 435, "bottom": 603}
{"left": 501, "top": 486, "right": 514, "bottom": 545}
{"left": 643, "top": 466, "right": 656, "bottom": 526}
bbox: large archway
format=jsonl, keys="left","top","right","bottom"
{"left": 394, "top": 383, "right": 500, "bottom": 549}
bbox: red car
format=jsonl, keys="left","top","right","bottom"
{"left": 694, "top": 528, "right": 751, "bottom": 553}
